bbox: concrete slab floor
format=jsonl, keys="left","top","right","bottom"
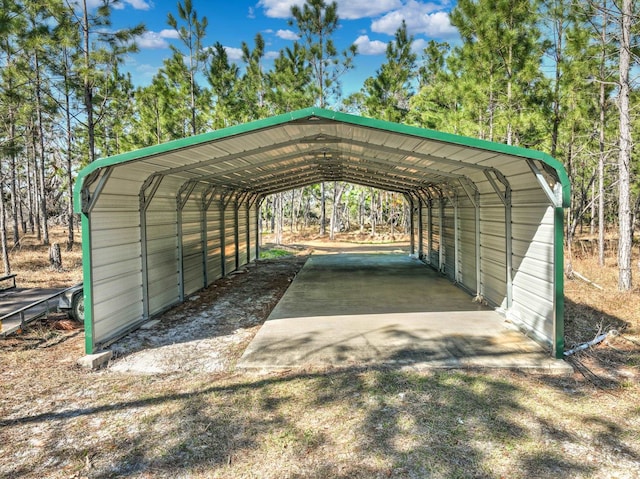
{"left": 238, "top": 254, "right": 573, "bottom": 375}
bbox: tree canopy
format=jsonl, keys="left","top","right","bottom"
{"left": 0, "top": 0, "right": 637, "bottom": 289}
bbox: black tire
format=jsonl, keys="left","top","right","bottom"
{"left": 71, "top": 291, "right": 85, "bottom": 322}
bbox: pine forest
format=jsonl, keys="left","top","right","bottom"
{"left": 0, "top": 0, "right": 638, "bottom": 290}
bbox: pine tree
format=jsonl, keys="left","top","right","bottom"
{"left": 615, "top": 0, "right": 634, "bottom": 290}
{"left": 289, "top": 0, "right": 357, "bottom": 108}
{"left": 77, "top": 0, "right": 144, "bottom": 162}
{"left": 207, "top": 42, "right": 239, "bottom": 128}
{"left": 267, "top": 43, "right": 314, "bottom": 113}
{"left": 238, "top": 33, "right": 268, "bottom": 121}
{"left": 167, "top": 0, "right": 209, "bottom": 136}
{"left": 360, "top": 21, "right": 417, "bottom": 122}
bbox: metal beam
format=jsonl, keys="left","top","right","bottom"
{"left": 81, "top": 167, "right": 113, "bottom": 214}
{"left": 484, "top": 169, "right": 513, "bottom": 309}
{"left": 139, "top": 174, "right": 164, "bottom": 321}
{"left": 454, "top": 178, "right": 482, "bottom": 297}
{"left": 527, "top": 159, "right": 562, "bottom": 207}
{"left": 321, "top": 135, "right": 494, "bottom": 172}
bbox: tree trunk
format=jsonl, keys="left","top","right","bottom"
{"left": 319, "top": 182, "right": 326, "bottom": 235}
{"left": 329, "top": 182, "right": 345, "bottom": 241}
{"left": 82, "top": 0, "right": 96, "bottom": 163}
{"left": 30, "top": 125, "right": 42, "bottom": 242}
{"left": 0, "top": 176, "right": 11, "bottom": 274}
{"left": 10, "top": 117, "right": 19, "bottom": 246}
{"left": 274, "top": 192, "right": 283, "bottom": 244}
{"left": 359, "top": 190, "right": 365, "bottom": 234}
{"left": 390, "top": 192, "right": 395, "bottom": 239}
{"left": 49, "top": 243, "right": 62, "bottom": 271}
{"left": 597, "top": 1, "right": 608, "bottom": 267}
{"left": 64, "top": 48, "right": 75, "bottom": 250}
{"left": 370, "top": 188, "right": 377, "bottom": 237}
{"left": 617, "top": 0, "right": 633, "bottom": 291}
{"left": 34, "top": 50, "right": 49, "bottom": 246}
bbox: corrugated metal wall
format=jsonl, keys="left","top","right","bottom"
{"left": 145, "top": 176, "right": 181, "bottom": 317}
{"left": 509, "top": 170, "right": 557, "bottom": 343}
{"left": 442, "top": 200, "right": 456, "bottom": 280}
{"left": 415, "top": 178, "right": 556, "bottom": 348}
{"left": 181, "top": 191, "right": 205, "bottom": 297}
{"left": 89, "top": 166, "right": 145, "bottom": 347}
{"left": 457, "top": 198, "right": 477, "bottom": 294}
{"left": 205, "top": 195, "right": 224, "bottom": 284}
{"left": 249, "top": 204, "right": 258, "bottom": 261}
{"left": 421, "top": 202, "right": 430, "bottom": 264}
{"left": 430, "top": 199, "right": 441, "bottom": 267}
{"left": 238, "top": 202, "right": 249, "bottom": 265}
{"left": 223, "top": 199, "right": 237, "bottom": 276}
{"left": 87, "top": 176, "right": 259, "bottom": 350}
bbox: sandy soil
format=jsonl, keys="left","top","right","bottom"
{"left": 107, "top": 256, "right": 308, "bottom": 374}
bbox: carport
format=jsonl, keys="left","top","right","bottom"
{"left": 74, "top": 107, "right": 570, "bottom": 359}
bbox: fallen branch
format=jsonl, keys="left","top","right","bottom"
{"left": 564, "top": 332, "right": 610, "bottom": 356}
{"left": 572, "top": 270, "right": 604, "bottom": 290}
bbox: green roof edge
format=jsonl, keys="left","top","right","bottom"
{"left": 74, "top": 107, "right": 570, "bottom": 212}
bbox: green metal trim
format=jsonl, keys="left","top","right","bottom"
{"left": 81, "top": 213, "right": 94, "bottom": 355}
{"left": 554, "top": 206, "right": 565, "bottom": 358}
{"left": 73, "top": 107, "right": 571, "bottom": 212}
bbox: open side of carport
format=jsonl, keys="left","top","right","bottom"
{"left": 74, "top": 107, "right": 570, "bottom": 358}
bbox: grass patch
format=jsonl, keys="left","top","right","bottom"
{"left": 259, "top": 248, "right": 294, "bottom": 259}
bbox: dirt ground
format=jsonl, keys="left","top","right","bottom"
{"left": 0, "top": 236, "right": 639, "bottom": 479}
{"left": 108, "top": 255, "right": 308, "bottom": 374}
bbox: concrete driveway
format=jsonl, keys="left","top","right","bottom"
{"left": 238, "top": 253, "right": 572, "bottom": 374}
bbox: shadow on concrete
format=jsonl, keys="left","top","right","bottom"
{"left": 238, "top": 254, "right": 570, "bottom": 374}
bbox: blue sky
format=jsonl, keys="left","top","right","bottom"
{"left": 106, "top": 0, "right": 460, "bottom": 96}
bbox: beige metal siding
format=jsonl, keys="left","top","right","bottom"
{"left": 206, "top": 199, "right": 224, "bottom": 284}
{"left": 224, "top": 202, "right": 237, "bottom": 274}
{"left": 146, "top": 177, "right": 180, "bottom": 315}
{"left": 479, "top": 202, "right": 507, "bottom": 307}
{"left": 89, "top": 171, "right": 144, "bottom": 347}
{"left": 237, "top": 202, "right": 249, "bottom": 265}
{"left": 249, "top": 204, "right": 258, "bottom": 261}
{"left": 442, "top": 201, "right": 456, "bottom": 280}
{"left": 421, "top": 202, "right": 430, "bottom": 263}
{"left": 509, "top": 199, "right": 556, "bottom": 345}
{"left": 430, "top": 199, "right": 441, "bottom": 266}
{"left": 457, "top": 199, "right": 477, "bottom": 293}
{"left": 182, "top": 196, "right": 204, "bottom": 296}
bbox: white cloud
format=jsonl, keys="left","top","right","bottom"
{"left": 258, "top": 0, "right": 303, "bottom": 18}
{"left": 160, "top": 28, "right": 180, "bottom": 40}
{"left": 124, "top": 0, "right": 153, "bottom": 9}
{"left": 354, "top": 35, "right": 387, "bottom": 55}
{"left": 371, "top": 1, "right": 456, "bottom": 38}
{"left": 71, "top": 0, "right": 152, "bottom": 11}
{"left": 265, "top": 51, "right": 280, "bottom": 60}
{"left": 276, "top": 29, "right": 299, "bottom": 40}
{"left": 337, "top": 0, "right": 402, "bottom": 20}
{"left": 135, "top": 29, "right": 179, "bottom": 49}
{"left": 111, "top": 0, "right": 153, "bottom": 10}
{"left": 258, "top": 0, "right": 402, "bottom": 20}
{"left": 224, "top": 46, "right": 244, "bottom": 62}
{"left": 411, "top": 38, "right": 428, "bottom": 53}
